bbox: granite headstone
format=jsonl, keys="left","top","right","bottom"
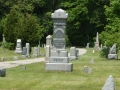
{"left": 45, "top": 9, "right": 73, "bottom": 72}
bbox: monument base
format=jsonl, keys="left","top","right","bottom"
{"left": 108, "top": 54, "right": 118, "bottom": 60}
{"left": 45, "top": 63, "right": 73, "bottom": 72}
{"left": 69, "top": 56, "right": 77, "bottom": 60}
{"left": 15, "top": 49, "right": 23, "bottom": 54}
{"left": 49, "top": 57, "right": 69, "bottom": 63}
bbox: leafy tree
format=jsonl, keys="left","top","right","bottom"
{"left": 4, "top": 5, "right": 22, "bottom": 43}
{"left": 99, "top": 0, "right": 120, "bottom": 49}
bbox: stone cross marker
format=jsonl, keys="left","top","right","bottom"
{"left": 15, "top": 39, "right": 23, "bottom": 54}
{"left": 45, "top": 9, "right": 73, "bottom": 72}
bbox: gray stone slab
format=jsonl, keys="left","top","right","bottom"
{"left": 45, "top": 63, "right": 73, "bottom": 72}
{"left": 14, "top": 56, "right": 18, "bottom": 60}
{"left": 0, "top": 68, "right": 6, "bottom": 77}
{"left": 88, "top": 68, "right": 92, "bottom": 74}
{"left": 83, "top": 66, "right": 88, "bottom": 73}
{"left": 108, "top": 54, "right": 118, "bottom": 60}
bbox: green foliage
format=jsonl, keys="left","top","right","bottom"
{"left": 4, "top": 5, "right": 23, "bottom": 43}
{"left": 0, "top": 42, "right": 14, "bottom": 50}
{"left": 100, "top": 46, "right": 109, "bottom": 58}
{"left": 99, "top": 0, "right": 120, "bottom": 49}
{"left": 0, "top": 0, "right": 111, "bottom": 46}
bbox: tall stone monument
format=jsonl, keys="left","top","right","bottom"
{"left": 15, "top": 39, "right": 23, "bottom": 54}
{"left": 45, "top": 9, "right": 73, "bottom": 72}
{"left": 94, "top": 32, "right": 100, "bottom": 50}
{"left": 2, "top": 34, "right": 6, "bottom": 42}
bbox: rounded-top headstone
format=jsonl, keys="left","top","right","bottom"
{"left": 51, "top": 8, "right": 68, "bottom": 19}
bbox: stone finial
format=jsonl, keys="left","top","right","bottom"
{"left": 51, "top": 8, "right": 68, "bottom": 19}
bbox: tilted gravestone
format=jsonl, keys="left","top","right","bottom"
{"left": 102, "top": 75, "right": 115, "bottom": 90}
{"left": 108, "top": 43, "right": 118, "bottom": 60}
{"left": 45, "top": 9, "right": 73, "bottom": 72}
{"left": 33, "top": 47, "right": 38, "bottom": 57}
{"left": 15, "top": 39, "right": 23, "bottom": 54}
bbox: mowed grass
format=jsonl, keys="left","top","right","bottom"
{"left": 0, "top": 48, "right": 120, "bottom": 90}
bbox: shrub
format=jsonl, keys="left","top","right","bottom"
{"left": 100, "top": 46, "right": 110, "bottom": 58}
{"left": 0, "top": 42, "right": 14, "bottom": 50}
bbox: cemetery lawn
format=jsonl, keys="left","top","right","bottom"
{"left": 0, "top": 48, "right": 120, "bottom": 90}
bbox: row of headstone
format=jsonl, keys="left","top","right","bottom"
{"left": 102, "top": 75, "right": 115, "bottom": 90}
{"left": 14, "top": 39, "right": 41, "bottom": 57}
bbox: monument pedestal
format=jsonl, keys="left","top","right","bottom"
{"left": 15, "top": 48, "right": 23, "bottom": 54}
{"left": 45, "top": 63, "right": 73, "bottom": 72}
{"left": 108, "top": 54, "right": 118, "bottom": 60}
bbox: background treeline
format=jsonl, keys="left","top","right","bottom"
{"left": 0, "top": 0, "right": 119, "bottom": 48}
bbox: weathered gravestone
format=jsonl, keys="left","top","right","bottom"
{"left": 33, "top": 47, "right": 38, "bottom": 57}
{"left": 102, "top": 75, "right": 115, "bottom": 90}
{"left": 15, "top": 39, "right": 23, "bottom": 54}
{"left": 14, "top": 56, "right": 18, "bottom": 60}
{"left": 69, "top": 47, "right": 78, "bottom": 60}
{"left": 45, "top": 9, "right": 73, "bottom": 72}
{"left": 26, "top": 43, "right": 30, "bottom": 57}
{"left": 94, "top": 32, "right": 100, "bottom": 50}
{"left": 86, "top": 43, "right": 89, "bottom": 48}
{"left": 90, "top": 58, "right": 94, "bottom": 64}
{"left": 0, "top": 68, "right": 6, "bottom": 77}
{"left": 108, "top": 43, "right": 118, "bottom": 60}
{"left": 88, "top": 68, "right": 92, "bottom": 74}
{"left": 22, "top": 47, "right": 27, "bottom": 58}
{"left": 83, "top": 66, "right": 88, "bottom": 73}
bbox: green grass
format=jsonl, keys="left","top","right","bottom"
{"left": 0, "top": 48, "right": 120, "bottom": 90}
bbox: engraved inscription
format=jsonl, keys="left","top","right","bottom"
{"left": 53, "top": 27, "right": 65, "bottom": 48}
{"left": 54, "top": 58, "right": 63, "bottom": 62}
